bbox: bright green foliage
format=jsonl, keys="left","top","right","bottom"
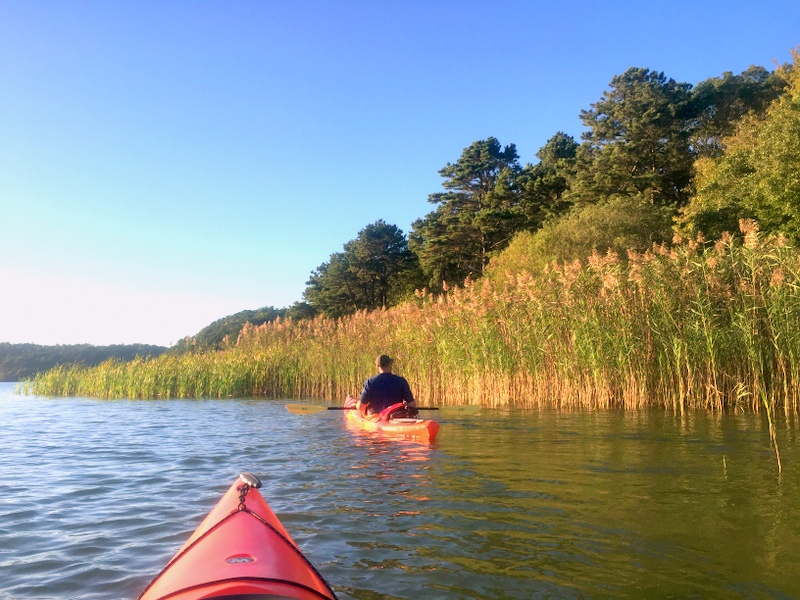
{"left": 304, "top": 220, "right": 421, "bottom": 318}
{"left": 573, "top": 68, "right": 694, "bottom": 207}
{"left": 485, "top": 195, "right": 674, "bottom": 279}
{"left": 409, "top": 137, "right": 521, "bottom": 289}
{"left": 680, "top": 53, "right": 800, "bottom": 241}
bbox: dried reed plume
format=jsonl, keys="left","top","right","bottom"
{"left": 30, "top": 222, "right": 800, "bottom": 416}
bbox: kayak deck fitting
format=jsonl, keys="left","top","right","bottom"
{"left": 138, "top": 472, "right": 337, "bottom": 600}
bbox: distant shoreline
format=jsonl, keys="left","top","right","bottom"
{"left": 0, "top": 343, "right": 166, "bottom": 382}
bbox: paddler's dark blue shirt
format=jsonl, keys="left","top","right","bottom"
{"left": 359, "top": 372, "right": 414, "bottom": 414}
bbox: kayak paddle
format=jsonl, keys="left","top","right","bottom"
{"left": 285, "top": 403, "right": 480, "bottom": 416}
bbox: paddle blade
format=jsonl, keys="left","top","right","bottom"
{"left": 285, "top": 404, "right": 328, "bottom": 415}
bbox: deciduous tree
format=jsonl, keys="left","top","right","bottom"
{"left": 679, "top": 53, "right": 800, "bottom": 241}
{"left": 690, "top": 65, "right": 787, "bottom": 158}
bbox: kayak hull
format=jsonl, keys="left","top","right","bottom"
{"left": 344, "top": 397, "right": 439, "bottom": 442}
{"left": 138, "top": 474, "right": 336, "bottom": 600}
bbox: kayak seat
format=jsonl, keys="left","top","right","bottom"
{"left": 379, "top": 402, "right": 418, "bottom": 421}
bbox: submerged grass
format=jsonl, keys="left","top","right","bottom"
{"left": 29, "top": 221, "right": 800, "bottom": 415}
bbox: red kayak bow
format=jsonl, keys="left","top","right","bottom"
{"left": 138, "top": 473, "right": 337, "bottom": 600}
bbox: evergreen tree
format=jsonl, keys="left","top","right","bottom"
{"left": 573, "top": 67, "right": 695, "bottom": 207}
{"left": 409, "top": 137, "right": 521, "bottom": 289}
{"left": 304, "top": 221, "right": 420, "bottom": 318}
{"left": 517, "top": 132, "right": 578, "bottom": 227}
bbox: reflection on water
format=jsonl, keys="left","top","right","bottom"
{"left": 427, "top": 410, "right": 800, "bottom": 599}
{"left": 1, "top": 383, "right": 799, "bottom": 599}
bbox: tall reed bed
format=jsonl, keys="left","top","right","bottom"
{"left": 30, "top": 221, "right": 800, "bottom": 413}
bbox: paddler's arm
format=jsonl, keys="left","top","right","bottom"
{"left": 357, "top": 387, "right": 371, "bottom": 416}
{"left": 402, "top": 378, "right": 417, "bottom": 413}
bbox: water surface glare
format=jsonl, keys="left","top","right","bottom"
{"left": 1, "top": 382, "right": 799, "bottom": 599}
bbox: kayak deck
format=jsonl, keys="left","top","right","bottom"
{"left": 344, "top": 397, "right": 439, "bottom": 442}
{"left": 138, "top": 473, "right": 337, "bottom": 600}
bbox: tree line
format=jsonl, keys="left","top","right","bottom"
{"left": 169, "top": 306, "right": 288, "bottom": 352}
{"left": 5, "top": 306, "right": 290, "bottom": 375}
{"left": 299, "top": 57, "right": 795, "bottom": 320}
{"left": 0, "top": 343, "right": 166, "bottom": 382}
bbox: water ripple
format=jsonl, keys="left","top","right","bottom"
{"left": 2, "top": 384, "right": 800, "bottom": 599}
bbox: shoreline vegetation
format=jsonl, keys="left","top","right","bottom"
{"left": 20, "top": 50, "right": 800, "bottom": 476}
{"left": 1, "top": 343, "right": 166, "bottom": 382}
{"left": 26, "top": 223, "right": 800, "bottom": 418}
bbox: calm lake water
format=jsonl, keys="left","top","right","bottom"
{"left": 1, "top": 381, "right": 799, "bottom": 599}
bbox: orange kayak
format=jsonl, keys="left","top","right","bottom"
{"left": 344, "top": 396, "right": 440, "bottom": 442}
{"left": 138, "top": 473, "right": 337, "bottom": 600}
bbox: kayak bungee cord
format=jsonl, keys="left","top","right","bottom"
{"left": 234, "top": 475, "right": 339, "bottom": 600}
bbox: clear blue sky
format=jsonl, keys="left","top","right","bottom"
{"left": 1, "top": 1, "right": 798, "bottom": 346}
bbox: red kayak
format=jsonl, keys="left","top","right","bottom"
{"left": 138, "top": 473, "right": 337, "bottom": 600}
{"left": 344, "top": 395, "right": 440, "bottom": 442}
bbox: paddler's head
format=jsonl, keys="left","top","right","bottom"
{"left": 376, "top": 354, "right": 393, "bottom": 373}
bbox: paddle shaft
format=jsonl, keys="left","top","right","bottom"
{"left": 328, "top": 405, "right": 439, "bottom": 410}
{"left": 285, "top": 402, "right": 479, "bottom": 415}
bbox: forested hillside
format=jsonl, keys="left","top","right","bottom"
{"left": 301, "top": 58, "right": 794, "bottom": 319}
{"left": 169, "top": 306, "right": 288, "bottom": 353}
{"left": 0, "top": 343, "right": 166, "bottom": 382}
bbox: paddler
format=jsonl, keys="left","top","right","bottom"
{"left": 356, "top": 354, "right": 418, "bottom": 417}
